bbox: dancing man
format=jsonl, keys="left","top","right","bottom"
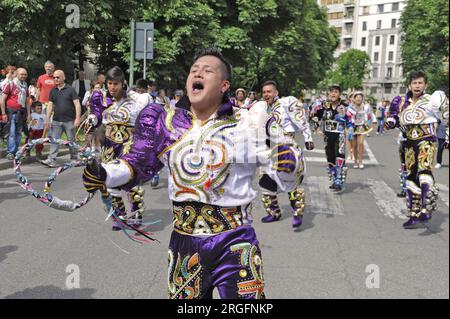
{"left": 85, "top": 66, "right": 151, "bottom": 229}
{"left": 386, "top": 71, "right": 449, "bottom": 228}
{"left": 82, "top": 48, "right": 303, "bottom": 298}
{"left": 259, "top": 80, "right": 314, "bottom": 228}
{"left": 311, "top": 85, "right": 354, "bottom": 191}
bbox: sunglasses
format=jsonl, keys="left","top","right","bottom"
{"left": 53, "top": 76, "right": 60, "bottom": 79}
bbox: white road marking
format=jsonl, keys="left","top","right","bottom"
{"left": 303, "top": 143, "right": 379, "bottom": 165}
{"left": 367, "top": 179, "right": 408, "bottom": 220}
{"left": 363, "top": 140, "right": 379, "bottom": 165}
{"left": 436, "top": 183, "right": 449, "bottom": 208}
{"left": 304, "top": 176, "right": 344, "bottom": 215}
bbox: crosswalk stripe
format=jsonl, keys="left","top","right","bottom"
{"left": 367, "top": 179, "right": 408, "bottom": 220}
{"left": 364, "top": 141, "right": 379, "bottom": 165}
{"left": 304, "top": 176, "right": 344, "bottom": 215}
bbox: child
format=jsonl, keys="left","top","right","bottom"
{"left": 28, "top": 101, "right": 46, "bottom": 159}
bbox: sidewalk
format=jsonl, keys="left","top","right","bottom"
{"left": 0, "top": 147, "right": 71, "bottom": 171}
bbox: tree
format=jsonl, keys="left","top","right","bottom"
{"left": 400, "top": 0, "right": 449, "bottom": 91}
{"left": 321, "top": 49, "right": 371, "bottom": 92}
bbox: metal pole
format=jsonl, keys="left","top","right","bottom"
{"left": 143, "top": 28, "right": 147, "bottom": 80}
{"left": 129, "top": 20, "right": 135, "bottom": 86}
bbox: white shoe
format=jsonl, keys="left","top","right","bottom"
{"left": 353, "top": 164, "right": 358, "bottom": 169}
{"left": 359, "top": 164, "right": 364, "bottom": 169}
{"left": 435, "top": 163, "right": 442, "bottom": 169}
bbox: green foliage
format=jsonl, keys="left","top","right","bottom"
{"left": 400, "top": 0, "right": 449, "bottom": 91}
{"left": 320, "top": 49, "right": 371, "bottom": 91}
{"left": 0, "top": 0, "right": 338, "bottom": 94}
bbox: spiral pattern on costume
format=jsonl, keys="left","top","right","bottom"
{"left": 401, "top": 108, "right": 426, "bottom": 124}
{"left": 169, "top": 121, "right": 237, "bottom": 201}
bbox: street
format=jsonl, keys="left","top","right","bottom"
{"left": 0, "top": 129, "right": 448, "bottom": 299}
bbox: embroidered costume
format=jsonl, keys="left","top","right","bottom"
{"left": 387, "top": 90, "right": 449, "bottom": 228}
{"left": 86, "top": 89, "right": 150, "bottom": 228}
{"left": 86, "top": 98, "right": 303, "bottom": 298}
{"left": 260, "top": 96, "right": 313, "bottom": 228}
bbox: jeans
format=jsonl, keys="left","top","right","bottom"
{"left": 48, "top": 121, "right": 76, "bottom": 160}
{"left": 377, "top": 118, "right": 385, "bottom": 134}
{"left": 6, "top": 110, "right": 23, "bottom": 155}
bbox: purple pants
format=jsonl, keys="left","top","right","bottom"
{"left": 168, "top": 226, "right": 265, "bottom": 299}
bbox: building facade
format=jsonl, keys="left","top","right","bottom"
{"left": 318, "top": 0, "right": 408, "bottom": 102}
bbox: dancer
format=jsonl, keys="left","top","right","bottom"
{"left": 385, "top": 71, "right": 448, "bottom": 228}
{"left": 259, "top": 80, "right": 314, "bottom": 228}
{"left": 347, "top": 91, "right": 374, "bottom": 169}
{"left": 85, "top": 66, "right": 150, "bottom": 229}
{"left": 82, "top": 48, "right": 303, "bottom": 298}
{"left": 311, "top": 85, "right": 354, "bottom": 191}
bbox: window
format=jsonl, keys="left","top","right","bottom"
{"left": 387, "top": 67, "right": 393, "bottom": 78}
{"left": 361, "top": 37, "right": 366, "bottom": 46}
{"left": 390, "top": 35, "right": 395, "bottom": 45}
{"left": 400, "top": 86, "right": 407, "bottom": 94}
{"left": 374, "top": 52, "right": 379, "bottom": 61}
{"left": 392, "top": 2, "right": 399, "bottom": 11}
{"left": 362, "top": 21, "right": 367, "bottom": 31}
{"left": 371, "top": 87, "right": 377, "bottom": 94}
{"left": 377, "top": 20, "right": 382, "bottom": 29}
{"left": 375, "top": 36, "right": 380, "bottom": 46}
{"left": 385, "top": 83, "right": 392, "bottom": 94}
{"left": 373, "top": 67, "right": 379, "bottom": 78}
{"left": 335, "top": 27, "right": 342, "bottom": 34}
{"left": 328, "top": 12, "right": 344, "bottom": 20}
{"left": 391, "top": 19, "right": 397, "bottom": 28}
{"left": 378, "top": 4, "right": 384, "bottom": 13}
{"left": 344, "top": 38, "right": 352, "bottom": 48}
{"left": 388, "top": 51, "right": 394, "bottom": 61}
{"left": 362, "top": 6, "right": 369, "bottom": 15}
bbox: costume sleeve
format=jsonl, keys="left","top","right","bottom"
{"left": 88, "top": 90, "right": 106, "bottom": 128}
{"left": 283, "top": 96, "right": 313, "bottom": 142}
{"left": 430, "top": 90, "right": 449, "bottom": 121}
{"left": 250, "top": 102, "right": 304, "bottom": 194}
{"left": 102, "top": 104, "right": 166, "bottom": 191}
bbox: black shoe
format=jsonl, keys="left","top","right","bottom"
{"left": 397, "top": 191, "right": 406, "bottom": 198}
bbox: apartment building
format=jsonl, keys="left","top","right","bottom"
{"left": 318, "top": 0, "right": 408, "bottom": 101}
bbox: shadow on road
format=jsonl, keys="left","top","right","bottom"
{"left": 4, "top": 285, "right": 96, "bottom": 299}
{"left": 0, "top": 245, "right": 19, "bottom": 263}
{"left": 419, "top": 210, "right": 449, "bottom": 236}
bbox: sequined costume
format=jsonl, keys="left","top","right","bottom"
{"left": 314, "top": 100, "right": 354, "bottom": 191}
{"left": 86, "top": 90, "right": 150, "bottom": 227}
{"left": 347, "top": 103, "right": 374, "bottom": 135}
{"left": 260, "top": 96, "right": 312, "bottom": 228}
{"left": 387, "top": 90, "right": 449, "bottom": 228}
{"left": 98, "top": 99, "right": 302, "bottom": 298}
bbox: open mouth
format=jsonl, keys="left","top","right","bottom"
{"left": 192, "top": 82, "right": 204, "bottom": 94}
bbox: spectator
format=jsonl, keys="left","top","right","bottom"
{"left": 1, "top": 68, "right": 30, "bottom": 160}
{"left": 148, "top": 82, "right": 158, "bottom": 98}
{"left": 28, "top": 101, "right": 46, "bottom": 159}
{"left": 1, "top": 65, "right": 17, "bottom": 91}
{"left": 96, "top": 72, "right": 106, "bottom": 90}
{"left": 72, "top": 70, "right": 91, "bottom": 104}
{"left": 36, "top": 61, "right": 57, "bottom": 107}
{"left": 82, "top": 81, "right": 102, "bottom": 109}
{"left": 82, "top": 81, "right": 103, "bottom": 153}
{"left": 155, "top": 88, "right": 170, "bottom": 106}
{"left": 170, "top": 89, "right": 184, "bottom": 108}
{"left": 28, "top": 78, "right": 38, "bottom": 104}
{"left": 234, "top": 88, "right": 246, "bottom": 108}
{"left": 435, "top": 120, "right": 448, "bottom": 169}
{"left": 40, "top": 70, "right": 81, "bottom": 167}
{"left": 376, "top": 99, "right": 388, "bottom": 135}
{"left": 135, "top": 79, "right": 149, "bottom": 94}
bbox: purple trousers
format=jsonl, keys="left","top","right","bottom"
{"left": 168, "top": 226, "right": 265, "bottom": 299}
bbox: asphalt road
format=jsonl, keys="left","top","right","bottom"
{"left": 0, "top": 129, "right": 448, "bottom": 299}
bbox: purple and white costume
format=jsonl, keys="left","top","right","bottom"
{"left": 387, "top": 90, "right": 448, "bottom": 227}
{"left": 87, "top": 90, "right": 151, "bottom": 225}
{"left": 260, "top": 96, "right": 311, "bottom": 226}
{"left": 101, "top": 99, "right": 303, "bottom": 298}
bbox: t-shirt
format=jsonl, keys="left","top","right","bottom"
{"left": 49, "top": 84, "right": 79, "bottom": 122}
{"left": 2, "top": 81, "right": 28, "bottom": 110}
{"left": 37, "top": 74, "right": 56, "bottom": 103}
{"left": 30, "top": 112, "right": 46, "bottom": 130}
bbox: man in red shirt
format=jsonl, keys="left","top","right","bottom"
{"left": 1, "top": 68, "right": 30, "bottom": 159}
{"left": 36, "top": 61, "right": 56, "bottom": 106}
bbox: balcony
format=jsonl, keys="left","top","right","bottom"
{"left": 344, "top": 0, "right": 355, "bottom": 7}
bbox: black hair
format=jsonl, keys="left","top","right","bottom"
{"left": 408, "top": 71, "right": 428, "bottom": 85}
{"left": 262, "top": 80, "right": 278, "bottom": 90}
{"left": 193, "top": 48, "right": 232, "bottom": 81}
{"left": 328, "top": 84, "right": 342, "bottom": 92}
{"left": 136, "top": 78, "right": 149, "bottom": 90}
{"left": 32, "top": 101, "right": 42, "bottom": 108}
{"left": 106, "top": 66, "right": 125, "bottom": 84}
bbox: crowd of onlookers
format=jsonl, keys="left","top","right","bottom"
{"left": 0, "top": 61, "right": 185, "bottom": 167}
